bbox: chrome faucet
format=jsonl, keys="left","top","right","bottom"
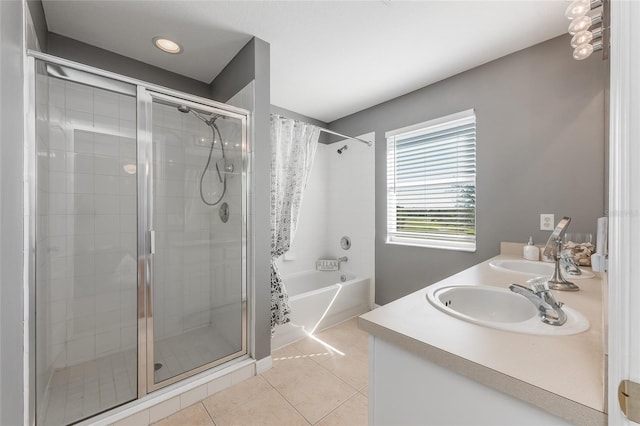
{"left": 509, "top": 282, "right": 567, "bottom": 326}
{"left": 542, "top": 216, "right": 580, "bottom": 291}
{"left": 560, "top": 249, "right": 582, "bottom": 276}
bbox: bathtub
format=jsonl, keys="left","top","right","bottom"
{"left": 271, "top": 270, "right": 371, "bottom": 350}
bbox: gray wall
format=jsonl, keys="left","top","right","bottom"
{"left": 329, "top": 35, "right": 607, "bottom": 305}
{"left": 47, "top": 33, "right": 212, "bottom": 98}
{"left": 1, "top": 1, "right": 26, "bottom": 424}
{"left": 26, "top": 0, "right": 47, "bottom": 50}
{"left": 212, "top": 37, "right": 272, "bottom": 361}
{"left": 211, "top": 39, "right": 257, "bottom": 103}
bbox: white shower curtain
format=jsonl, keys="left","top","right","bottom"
{"left": 270, "top": 114, "right": 320, "bottom": 330}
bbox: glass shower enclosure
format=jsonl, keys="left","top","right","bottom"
{"left": 29, "top": 54, "right": 248, "bottom": 425}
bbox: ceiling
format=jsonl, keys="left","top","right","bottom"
{"left": 41, "top": 1, "right": 569, "bottom": 123}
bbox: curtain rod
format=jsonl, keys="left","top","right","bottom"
{"left": 319, "top": 127, "right": 373, "bottom": 147}
{"left": 273, "top": 113, "right": 373, "bottom": 146}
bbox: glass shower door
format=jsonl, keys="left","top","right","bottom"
{"left": 33, "top": 60, "right": 139, "bottom": 425}
{"left": 144, "top": 93, "right": 247, "bottom": 388}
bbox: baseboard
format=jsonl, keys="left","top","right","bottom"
{"left": 255, "top": 356, "right": 272, "bottom": 374}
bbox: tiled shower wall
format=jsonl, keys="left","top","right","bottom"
{"left": 150, "top": 103, "right": 243, "bottom": 343}
{"left": 35, "top": 76, "right": 138, "bottom": 400}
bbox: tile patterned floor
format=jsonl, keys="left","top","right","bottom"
{"left": 151, "top": 318, "right": 369, "bottom": 426}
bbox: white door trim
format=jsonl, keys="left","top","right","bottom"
{"left": 607, "top": 1, "right": 640, "bottom": 424}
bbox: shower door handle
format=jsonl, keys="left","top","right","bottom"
{"left": 149, "top": 230, "right": 156, "bottom": 254}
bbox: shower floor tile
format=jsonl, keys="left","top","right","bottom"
{"left": 40, "top": 325, "right": 238, "bottom": 425}
{"left": 40, "top": 349, "right": 137, "bottom": 426}
{"left": 153, "top": 325, "right": 240, "bottom": 383}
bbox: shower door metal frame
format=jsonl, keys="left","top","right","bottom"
{"left": 26, "top": 51, "right": 252, "bottom": 414}
{"left": 137, "top": 88, "right": 249, "bottom": 394}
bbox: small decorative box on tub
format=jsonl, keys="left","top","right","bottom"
{"left": 316, "top": 259, "right": 340, "bottom": 271}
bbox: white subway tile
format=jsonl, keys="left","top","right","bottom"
{"left": 66, "top": 214, "right": 94, "bottom": 236}
{"left": 95, "top": 155, "right": 120, "bottom": 176}
{"left": 96, "top": 329, "right": 121, "bottom": 357}
{"left": 65, "top": 82, "right": 93, "bottom": 109}
{"left": 119, "top": 120, "right": 136, "bottom": 138}
{"left": 207, "top": 372, "right": 233, "bottom": 396}
{"left": 95, "top": 194, "right": 120, "bottom": 215}
{"left": 94, "top": 175, "right": 119, "bottom": 195}
{"left": 49, "top": 126, "right": 68, "bottom": 151}
{"left": 120, "top": 325, "right": 136, "bottom": 349}
{"left": 179, "top": 384, "right": 208, "bottom": 409}
{"left": 95, "top": 309, "right": 121, "bottom": 332}
{"left": 149, "top": 396, "right": 181, "bottom": 423}
{"left": 119, "top": 95, "right": 136, "bottom": 120}
{"left": 49, "top": 79, "right": 65, "bottom": 107}
{"left": 66, "top": 335, "right": 96, "bottom": 365}
{"left": 230, "top": 363, "right": 254, "bottom": 384}
{"left": 66, "top": 109, "right": 93, "bottom": 128}
{"left": 113, "top": 409, "right": 149, "bottom": 426}
{"left": 66, "top": 172, "right": 94, "bottom": 194}
{"left": 94, "top": 92, "right": 120, "bottom": 118}
{"left": 95, "top": 214, "right": 120, "bottom": 235}
{"left": 94, "top": 114, "right": 119, "bottom": 134}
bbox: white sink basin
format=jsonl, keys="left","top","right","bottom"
{"left": 426, "top": 285, "right": 589, "bottom": 335}
{"left": 489, "top": 259, "right": 594, "bottom": 280}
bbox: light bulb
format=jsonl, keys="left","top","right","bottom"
{"left": 153, "top": 37, "right": 182, "bottom": 54}
{"left": 573, "top": 43, "right": 594, "bottom": 60}
{"left": 571, "top": 31, "right": 593, "bottom": 48}
{"left": 565, "top": 0, "right": 591, "bottom": 20}
{"left": 568, "top": 15, "right": 592, "bottom": 35}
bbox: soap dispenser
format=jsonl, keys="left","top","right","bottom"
{"left": 523, "top": 236, "right": 540, "bottom": 261}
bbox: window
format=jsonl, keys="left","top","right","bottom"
{"left": 386, "top": 109, "right": 476, "bottom": 252}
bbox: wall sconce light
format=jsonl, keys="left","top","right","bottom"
{"left": 565, "top": 0, "right": 609, "bottom": 60}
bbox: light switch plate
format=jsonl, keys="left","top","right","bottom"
{"left": 540, "top": 214, "right": 555, "bottom": 231}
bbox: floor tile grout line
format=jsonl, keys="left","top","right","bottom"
{"left": 311, "top": 388, "right": 363, "bottom": 426}
{"left": 261, "top": 374, "right": 312, "bottom": 425}
{"left": 264, "top": 357, "right": 361, "bottom": 426}
{"left": 200, "top": 400, "right": 218, "bottom": 425}
{"left": 308, "top": 349, "right": 366, "bottom": 392}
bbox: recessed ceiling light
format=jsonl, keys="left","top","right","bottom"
{"left": 153, "top": 37, "right": 182, "bottom": 54}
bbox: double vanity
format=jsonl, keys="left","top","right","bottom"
{"left": 359, "top": 243, "right": 606, "bottom": 425}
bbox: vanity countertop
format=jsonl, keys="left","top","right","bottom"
{"left": 358, "top": 251, "right": 606, "bottom": 424}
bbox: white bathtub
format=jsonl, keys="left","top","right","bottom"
{"left": 272, "top": 270, "right": 371, "bottom": 350}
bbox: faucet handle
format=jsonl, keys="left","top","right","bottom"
{"left": 526, "top": 276, "right": 549, "bottom": 293}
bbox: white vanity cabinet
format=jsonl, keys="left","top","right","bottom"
{"left": 359, "top": 254, "right": 607, "bottom": 426}
{"left": 369, "top": 336, "right": 574, "bottom": 425}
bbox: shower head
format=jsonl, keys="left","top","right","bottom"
{"left": 337, "top": 145, "right": 348, "bottom": 154}
{"left": 176, "top": 105, "right": 220, "bottom": 126}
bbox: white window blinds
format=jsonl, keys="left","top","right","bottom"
{"left": 386, "top": 109, "right": 476, "bottom": 252}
